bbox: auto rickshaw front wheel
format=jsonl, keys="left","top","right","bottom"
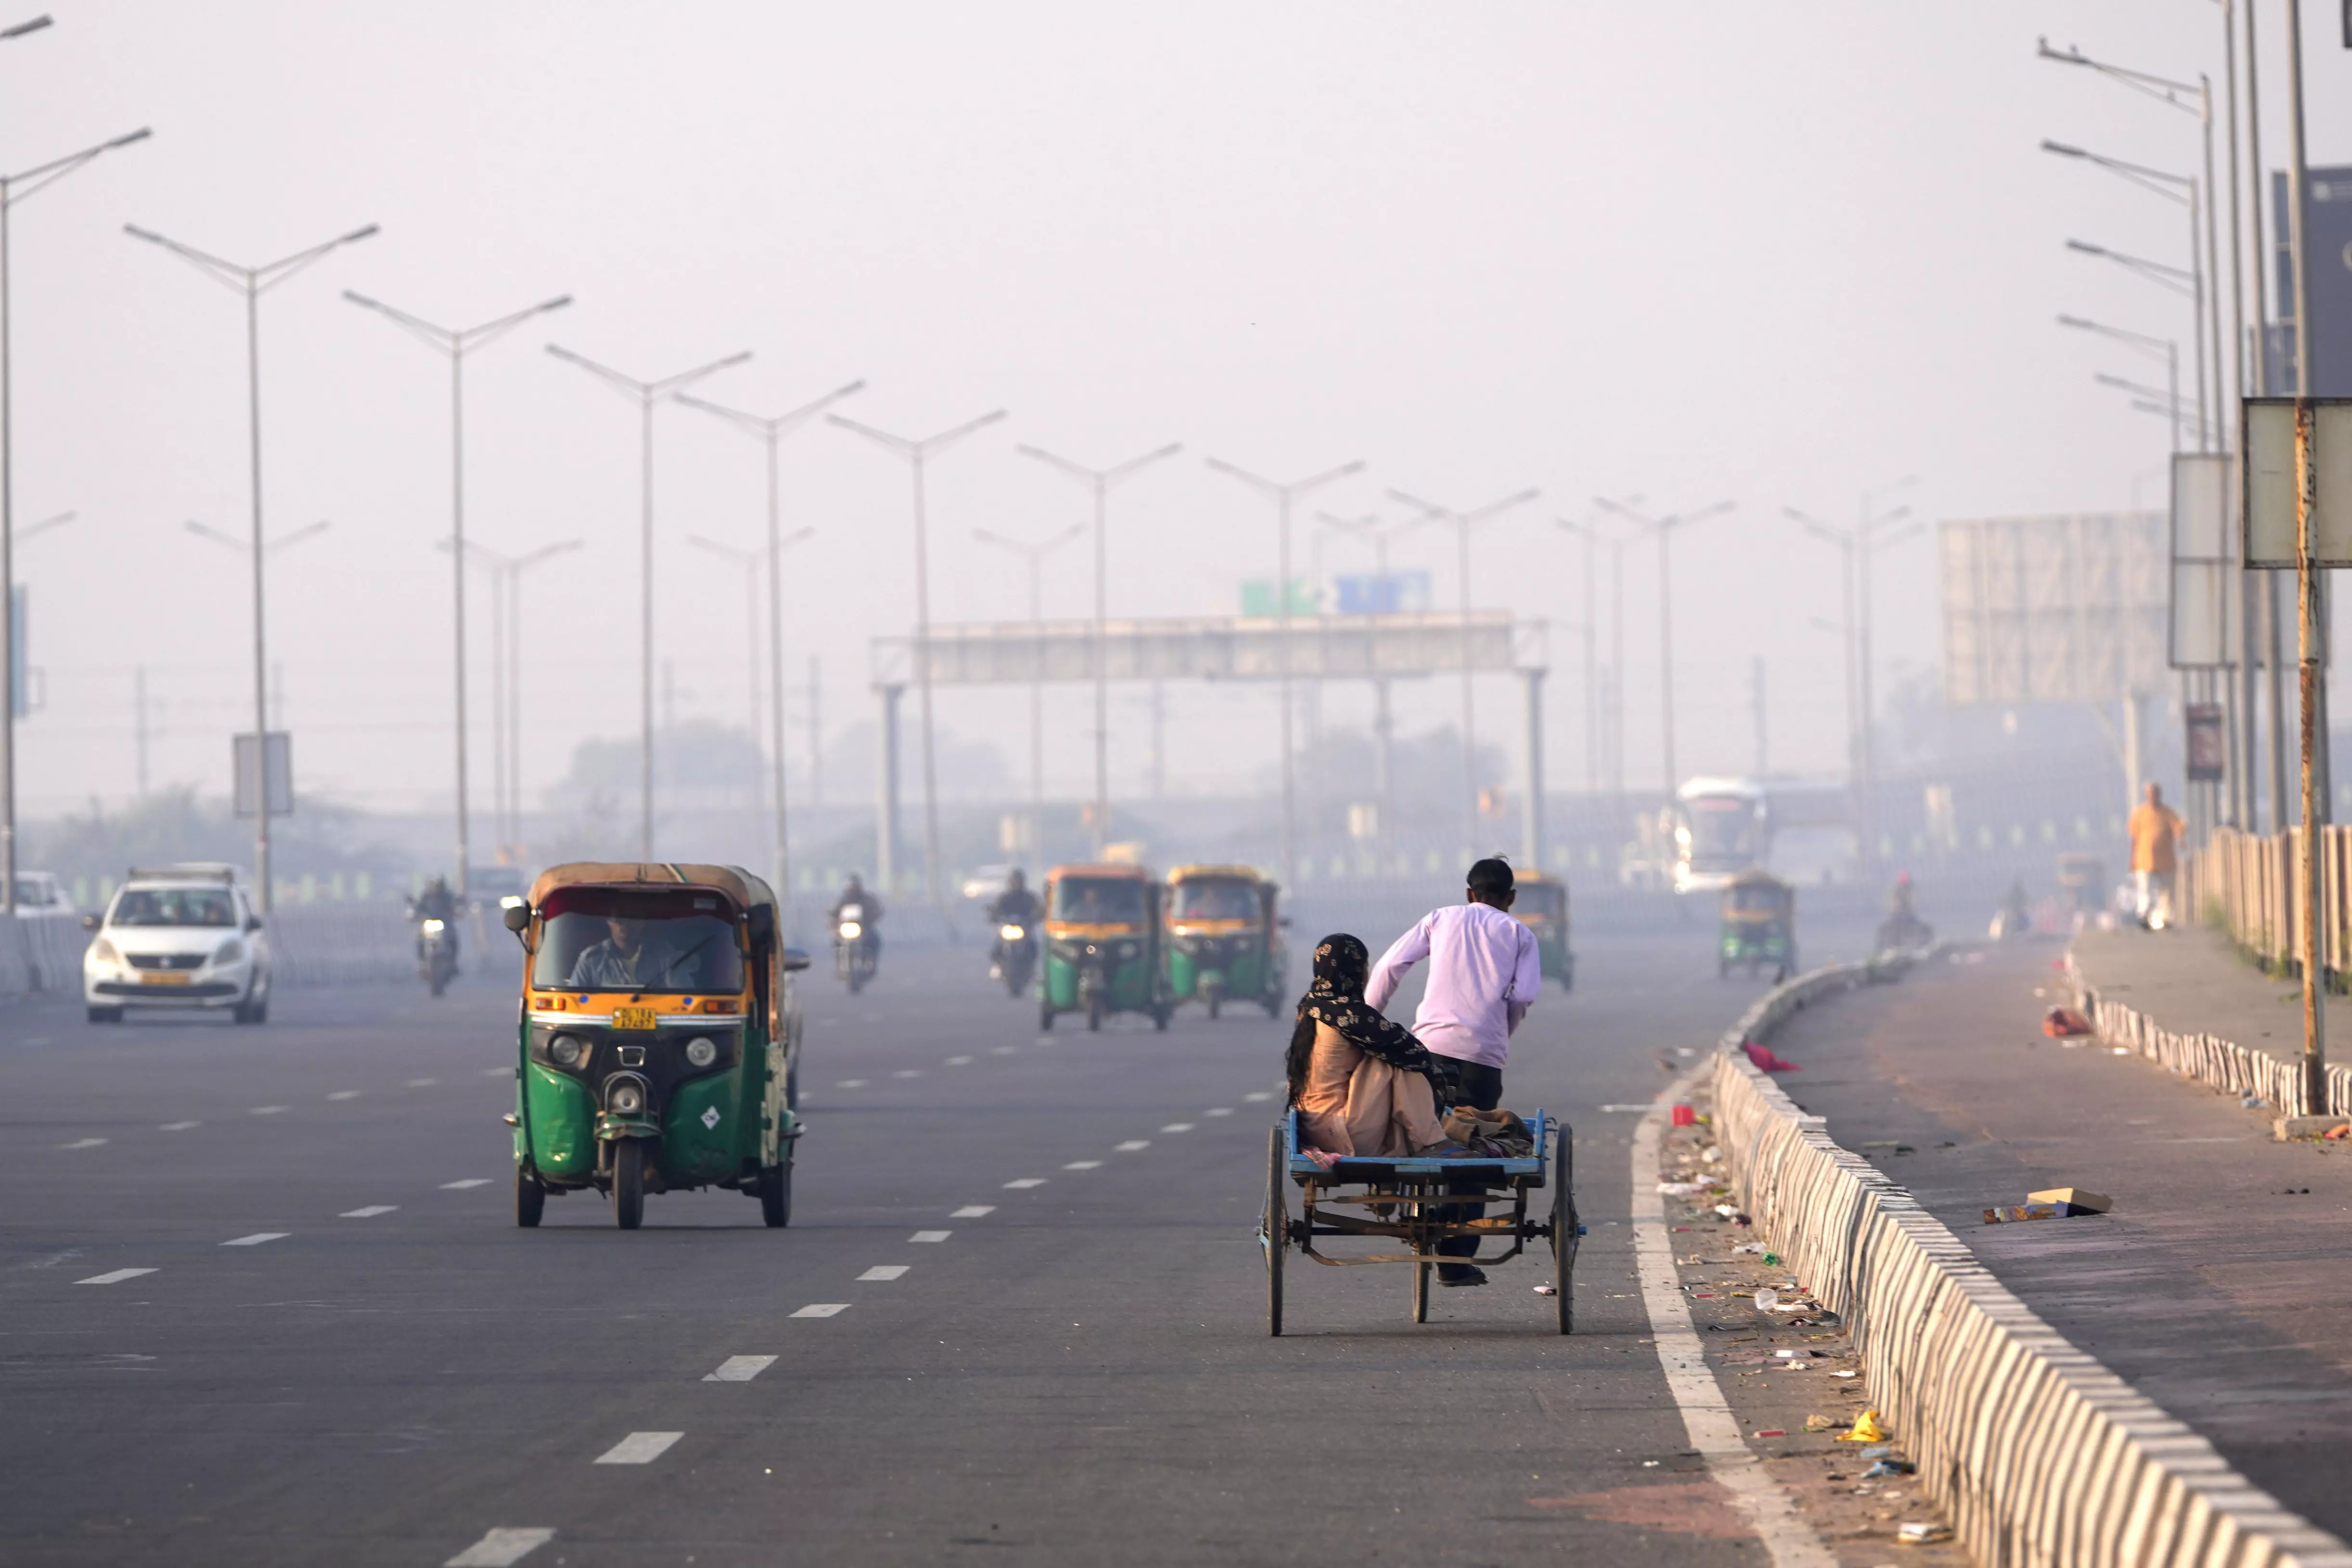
{"left": 612, "top": 1140, "right": 646, "bottom": 1230}
{"left": 515, "top": 1169, "right": 544, "bottom": 1229}
{"left": 758, "top": 1159, "right": 791, "bottom": 1228}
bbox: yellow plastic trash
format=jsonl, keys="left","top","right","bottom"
{"left": 1835, "top": 1410, "right": 1889, "bottom": 1443}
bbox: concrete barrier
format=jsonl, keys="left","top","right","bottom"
{"left": 2069, "top": 954, "right": 2352, "bottom": 1120}
{"left": 0, "top": 911, "right": 89, "bottom": 997}
{"left": 1711, "top": 952, "right": 2352, "bottom": 1568}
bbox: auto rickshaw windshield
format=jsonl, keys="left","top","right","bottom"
{"left": 1728, "top": 883, "right": 1784, "bottom": 913}
{"left": 530, "top": 890, "right": 746, "bottom": 992}
{"left": 1050, "top": 877, "right": 1148, "bottom": 925}
{"left": 1170, "top": 877, "right": 1257, "bottom": 922}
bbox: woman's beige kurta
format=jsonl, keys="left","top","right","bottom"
{"left": 1295, "top": 1020, "right": 1447, "bottom": 1157}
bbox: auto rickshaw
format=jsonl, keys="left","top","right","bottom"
{"left": 501, "top": 862, "right": 809, "bottom": 1231}
{"left": 1164, "top": 864, "right": 1286, "bottom": 1019}
{"left": 1719, "top": 867, "right": 1796, "bottom": 981}
{"left": 1040, "top": 862, "right": 1172, "bottom": 1032}
{"left": 2056, "top": 852, "right": 2107, "bottom": 918}
{"left": 1514, "top": 872, "right": 1576, "bottom": 991}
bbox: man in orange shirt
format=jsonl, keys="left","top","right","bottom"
{"left": 2126, "top": 782, "right": 2185, "bottom": 929}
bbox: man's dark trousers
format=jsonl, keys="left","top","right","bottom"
{"left": 1434, "top": 1059, "right": 1503, "bottom": 1282}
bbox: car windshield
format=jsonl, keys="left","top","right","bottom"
{"left": 1685, "top": 795, "right": 1763, "bottom": 871}
{"left": 1170, "top": 878, "right": 1257, "bottom": 923}
{"left": 110, "top": 887, "right": 237, "bottom": 927}
{"left": 532, "top": 907, "right": 745, "bottom": 993}
{"left": 1051, "top": 877, "right": 1148, "bottom": 925}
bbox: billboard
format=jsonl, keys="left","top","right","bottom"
{"left": 233, "top": 732, "right": 294, "bottom": 818}
{"left": 1331, "top": 569, "right": 1433, "bottom": 616}
{"left": 2272, "top": 167, "right": 2352, "bottom": 397}
{"left": 2170, "top": 452, "right": 2239, "bottom": 668}
{"left": 1940, "top": 513, "right": 2170, "bottom": 704}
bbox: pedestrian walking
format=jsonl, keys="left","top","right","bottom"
{"left": 2126, "top": 783, "right": 2185, "bottom": 929}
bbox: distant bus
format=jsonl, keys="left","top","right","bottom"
{"left": 1673, "top": 777, "right": 1770, "bottom": 894}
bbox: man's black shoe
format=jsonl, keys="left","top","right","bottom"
{"left": 1436, "top": 1266, "right": 1488, "bottom": 1287}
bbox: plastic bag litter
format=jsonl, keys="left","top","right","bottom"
{"left": 1835, "top": 1410, "right": 1889, "bottom": 1443}
{"left": 1804, "top": 1414, "right": 1837, "bottom": 1431}
{"left": 1863, "top": 1458, "right": 1916, "bottom": 1477}
{"left": 1898, "top": 1522, "right": 1952, "bottom": 1544}
{"left": 1732, "top": 1241, "right": 1766, "bottom": 1254}
{"left": 1753, "top": 1287, "right": 1780, "bottom": 1311}
{"left": 1533, "top": 1283, "right": 1557, "bottom": 1296}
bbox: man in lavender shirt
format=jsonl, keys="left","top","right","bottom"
{"left": 1366, "top": 856, "right": 1541, "bottom": 1286}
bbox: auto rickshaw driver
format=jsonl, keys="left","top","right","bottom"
{"left": 568, "top": 914, "right": 703, "bottom": 990}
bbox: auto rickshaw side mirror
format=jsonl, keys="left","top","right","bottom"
{"left": 503, "top": 902, "right": 531, "bottom": 935}
{"left": 747, "top": 904, "right": 776, "bottom": 944}
{"left": 780, "top": 947, "right": 812, "bottom": 973}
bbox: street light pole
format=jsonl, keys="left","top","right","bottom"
{"left": 344, "top": 288, "right": 569, "bottom": 899}
{"left": 1554, "top": 516, "right": 1608, "bottom": 797}
{"left": 1204, "top": 456, "right": 1365, "bottom": 891}
{"left": 1389, "top": 486, "right": 1541, "bottom": 855}
{"left": 1318, "top": 509, "right": 1425, "bottom": 867}
{"left": 1784, "top": 506, "right": 1861, "bottom": 837}
{"left": 974, "top": 523, "right": 1085, "bottom": 862}
{"left": 2059, "top": 313, "right": 2185, "bottom": 454}
{"left": 125, "top": 217, "right": 376, "bottom": 913}
{"left": 1016, "top": 441, "right": 1183, "bottom": 860}
{"left": 677, "top": 380, "right": 864, "bottom": 909}
{"left": 830, "top": 408, "right": 1008, "bottom": 919}
{"left": 546, "top": 344, "right": 752, "bottom": 860}
{"left": 690, "top": 527, "right": 813, "bottom": 860}
{"left": 1593, "top": 496, "right": 1734, "bottom": 804}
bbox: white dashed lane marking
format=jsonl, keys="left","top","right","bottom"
{"left": 326, "top": 1091, "right": 362, "bottom": 1101}
{"left": 990, "top": 1045, "right": 1018, "bottom": 1055}
{"left": 408, "top": 1078, "right": 439, "bottom": 1087}
{"left": 1161, "top": 1123, "right": 1194, "bottom": 1133}
{"left": 1243, "top": 1092, "right": 1274, "bottom": 1103}
{"left": 892, "top": 1069, "right": 924, "bottom": 1079}
{"left": 1003, "top": 1178, "right": 1046, "bottom": 1189}
{"left": 944, "top": 1055, "right": 973, "bottom": 1066}
{"left": 441, "top": 1179, "right": 492, "bottom": 1190}
{"left": 76, "top": 1268, "right": 157, "bottom": 1285}
{"left": 1115, "top": 1140, "right": 1150, "bottom": 1152}
{"left": 857, "top": 1265, "right": 909, "bottom": 1282}
{"left": 250, "top": 1105, "right": 291, "bottom": 1116}
{"left": 910, "top": 1230, "right": 951, "bottom": 1243}
{"left": 480, "top": 1067, "right": 509, "bottom": 1078}
{"left": 158, "top": 1120, "right": 199, "bottom": 1131}
{"left": 593, "top": 1431, "right": 683, "bottom": 1465}
{"left": 59, "top": 1137, "right": 107, "bottom": 1150}
{"left": 704, "top": 1356, "right": 775, "bottom": 1383}
{"left": 340, "top": 1206, "right": 399, "bottom": 1219}
{"left": 444, "top": 1526, "right": 557, "bottom": 1567}
{"left": 836, "top": 1079, "right": 867, "bottom": 1089}
{"left": 950, "top": 1205, "right": 995, "bottom": 1219}
{"left": 221, "top": 1233, "right": 287, "bottom": 1247}
{"left": 1063, "top": 1160, "right": 1102, "bottom": 1170}
{"left": 1206, "top": 1107, "right": 1233, "bottom": 1117}
{"left": 790, "top": 1303, "right": 849, "bottom": 1319}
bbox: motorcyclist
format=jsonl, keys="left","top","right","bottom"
{"left": 986, "top": 869, "right": 1041, "bottom": 930}
{"left": 831, "top": 875, "right": 882, "bottom": 956}
{"left": 1877, "top": 871, "right": 1933, "bottom": 949}
{"left": 410, "top": 875, "right": 458, "bottom": 925}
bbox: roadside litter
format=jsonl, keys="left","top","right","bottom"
{"left": 2042, "top": 1006, "right": 2094, "bottom": 1037}
{"left": 1898, "top": 1522, "right": 1953, "bottom": 1545}
{"left": 1533, "top": 1283, "right": 1557, "bottom": 1296}
{"left": 1804, "top": 1414, "right": 1837, "bottom": 1431}
{"left": 1835, "top": 1411, "right": 1889, "bottom": 1443}
{"left": 1862, "top": 1458, "right": 1916, "bottom": 1478}
{"left": 1741, "top": 1041, "right": 1800, "bottom": 1072}
{"left": 1983, "top": 1186, "right": 2112, "bottom": 1225}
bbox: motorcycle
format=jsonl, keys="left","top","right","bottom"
{"left": 834, "top": 903, "right": 878, "bottom": 993}
{"left": 1874, "top": 911, "right": 1934, "bottom": 952}
{"left": 414, "top": 914, "right": 459, "bottom": 997}
{"left": 991, "top": 921, "right": 1037, "bottom": 997}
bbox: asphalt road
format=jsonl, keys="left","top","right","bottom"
{"left": 0, "top": 915, "right": 1846, "bottom": 1568}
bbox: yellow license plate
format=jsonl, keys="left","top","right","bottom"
{"left": 611, "top": 1006, "right": 657, "bottom": 1030}
{"left": 141, "top": 972, "right": 192, "bottom": 987}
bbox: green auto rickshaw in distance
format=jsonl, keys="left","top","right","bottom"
{"left": 1164, "top": 863, "right": 1287, "bottom": 1019}
{"left": 1514, "top": 871, "right": 1575, "bottom": 991}
{"left": 1039, "top": 862, "right": 1172, "bottom": 1032}
{"left": 1719, "top": 866, "right": 1796, "bottom": 982}
{"left": 503, "top": 862, "right": 809, "bottom": 1231}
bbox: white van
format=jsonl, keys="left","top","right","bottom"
{"left": 82, "top": 864, "right": 273, "bottom": 1024}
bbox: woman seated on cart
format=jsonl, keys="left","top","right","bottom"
{"left": 1285, "top": 935, "right": 1466, "bottom": 1159}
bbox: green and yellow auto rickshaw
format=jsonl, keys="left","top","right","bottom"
{"left": 502, "top": 862, "right": 809, "bottom": 1231}
{"left": 1164, "top": 864, "right": 1287, "bottom": 1019}
{"left": 1719, "top": 867, "right": 1796, "bottom": 982}
{"left": 1040, "top": 862, "right": 1171, "bottom": 1032}
{"left": 1514, "top": 871, "right": 1576, "bottom": 992}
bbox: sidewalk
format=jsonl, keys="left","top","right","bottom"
{"left": 1761, "top": 931, "right": 2352, "bottom": 1542}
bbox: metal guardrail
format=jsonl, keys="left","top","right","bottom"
{"left": 2186, "top": 825, "right": 2352, "bottom": 979}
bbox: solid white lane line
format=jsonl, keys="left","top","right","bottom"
{"left": 340, "top": 1205, "right": 399, "bottom": 1219}
{"left": 441, "top": 1179, "right": 492, "bottom": 1189}
{"left": 857, "top": 1265, "right": 909, "bottom": 1282}
{"left": 593, "top": 1431, "right": 683, "bottom": 1465}
{"left": 1160, "top": 1123, "right": 1194, "bottom": 1133}
{"left": 326, "top": 1091, "right": 362, "bottom": 1101}
{"left": 408, "top": 1077, "right": 439, "bottom": 1087}
{"left": 836, "top": 1079, "right": 868, "bottom": 1088}
{"left": 1062, "top": 1160, "right": 1102, "bottom": 1170}
{"left": 790, "top": 1303, "right": 849, "bottom": 1319}
{"left": 704, "top": 1355, "right": 775, "bottom": 1382}
{"left": 59, "top": 1137, "right": 107, "bottom": 1150}
{"left": 444, "top": 1526, "right": 557, "bottom": 1568}
{"left": 76, "top": 1268, "right": 157, "bottom": 1285}
{"left": 1205, "top": 1107, "right": 1234, "bottom": 1117}
{"left": 158, "top": 1120, "right": 199, "bottom": 1131}
{"left": 1632, "top": 1076, "right": 1835, "bottom": 1568}
{"left": 950, "top": 1205, "right": 995, "bottom": 1219}
{"left": 1243, "top": 1091, "right": 1273, "bottom": 1102}
{"left": 250, "top": 1105, "right": 291, "bottom": 1116}
{"left": 221, "top": 1233, "right": 288, "bottom": 1247}
{"left": 944, "top": 1054, "right": 973, "bottom": 1066}
{"left": 909, "top": 1230, "right": 951, "bottom": 1243}
{"left": 1003, "top": 1178, "right": 1046, "bottom": 1189}
{"left": 1115, "top": 1140, "right": 1150, "bottom": 1152}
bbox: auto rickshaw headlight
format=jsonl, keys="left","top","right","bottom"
{"left": 684, "top": 1036, "right": 718, "bottom": 1068}
{"left": 608, "top": 1080, "right": 645, "bottom": 1116}
{"left": 550, "top": 1034, "right": 586, "bottom": 1067}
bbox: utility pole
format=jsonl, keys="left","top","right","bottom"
{"left": 1594, "top": 495, "right": 1733, "bottom": 804}
{"left": 1318, "top": 509, "right": 1424, "bottom": 868}
{"left": 974, "top": 522, "right": 1084, "bottom": 860}
{"left": 2285, "top": 0, "right": 2327, "bottom": 1115}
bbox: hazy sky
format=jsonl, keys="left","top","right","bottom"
{"left": 7, "top": 1, "right": 2347, "bottom": 819}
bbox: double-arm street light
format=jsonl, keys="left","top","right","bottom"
{"left": 1204, "top": 457, "right": 1364, "bottom": 890}
{"left": 1016, "top": 440, "right": 1183, "bottom": 860}
{"left": 345, "top": 288, "right": 570, "bottom": 899}
{"left": 830, "top": 408, "right": 1008, "bottom": 917}
{"left": 974, "top": 522, "right": 1085, "bottom": 861}
{"left": 126, "top": 218, "right": 377, "bottom": 913}
{"left": 1593, "top": 496, "right": 1733, "bottom": 802}
{"left": 1388, "top": 486, "right": 1541, "bottom": 853}
{"left": 546, "top": 344, "right": 752, "bottom": 860}
{"left": 0, "top": 125, "right": 150, "bottom": 913}
{"left": 689, "top": 527, "right": 813, "bottom": 861}
{"left": 1553, "top": 514, "right": 1612, "bottom": 799}
{"left": 1318, "top": 510, "right": 1425, "bottom": 861}
{"left": 2057, "top": 312, "right": 2184, "bottom": 454}
{"left": 441, "top": 536, "right": 584, "bottom": 862}
{"left": 677, "top": 380, "right": 864, "bottom": 911}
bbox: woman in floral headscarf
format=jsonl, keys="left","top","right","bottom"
{"left": 1285, "top": 933, "right": 1464, "bottom": 1158}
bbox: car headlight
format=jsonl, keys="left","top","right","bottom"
{"left": 90, "top": 937, "right": 121, "bottom": 965}
{"left": 421, "top": 918, "right": 445, "bottom": 935}
{"left": 838, "top": 920, "right": 862, "bottom": 939}
{"left": 998, "top": 924, "right": 1025, "bottom": 941}
{"left": 213, "top": 938, "right": 245, "bottom": 966}
{"left": 608, "top": 1080, "right": 645, "bottom": 1115}
{"left": 684, "top": 1036, "right": 718, "bottom": 1068}
{"left": 550, "top": 1034, "right": 586, "bottom": 1067}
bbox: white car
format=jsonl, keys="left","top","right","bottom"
{"left": 82, "top": 865, "right": 273, "bottom": 1025}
